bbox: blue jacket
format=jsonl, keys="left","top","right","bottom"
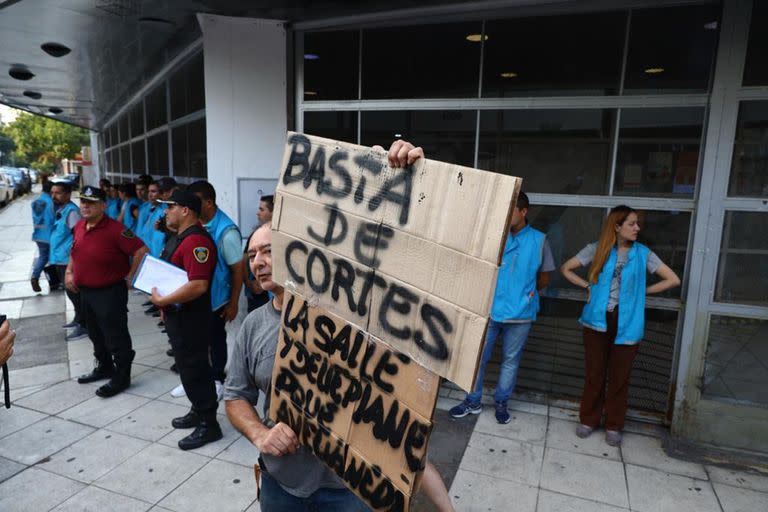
{"left": 31, "top": 192, "right": 55, "bottom": 243}
{"left": 490, "top": 224, "right": 546, "bottom": 322}
{"left": 579, "top": 242, "right": 650, "bottom": 345}
{"left": 120, "top": 197, "right": 141, "bottom": 232}
{"left": 146, "top": 204, "right": 168, "bottom": 257}
{"left": 49, "top": 201, "right": 79, "bottom": 265}
{"left": 135, "top": 201, "right": 153, "bottom": 242}
{"left": 106, "top": 197, "right": 121, "bottom": 220}
{"left": 204, "top": 208, "right": 241, "bottom": 311}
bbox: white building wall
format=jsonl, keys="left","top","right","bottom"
{"left": 198, "top": 14, "right": 287, "bottom": 228}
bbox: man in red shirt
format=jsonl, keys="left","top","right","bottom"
{"left": 66, "top": 186, "right": 148, "bottom": 398}
{"left": 149, "top": 189, "right": 222, "bottom": 450}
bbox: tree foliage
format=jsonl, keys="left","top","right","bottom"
{"left": 1, "top": 112, "right": 89, "bottom": 171}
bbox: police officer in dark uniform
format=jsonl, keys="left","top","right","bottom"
{"left": 68, "top": 186, "right": 148, "bottom": 397}
{"left": 149, "top": 189, "right": 222, "bottom": 450}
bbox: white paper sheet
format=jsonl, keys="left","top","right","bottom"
{"left": 132, "top": 254, "right": 188, "bottom": 297}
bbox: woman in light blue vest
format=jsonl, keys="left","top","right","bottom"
{"left": 561, "top": 205, "right": 680, "bottom": 447}
{"left": 117, "top": 182, "right": 141, "bottom": 232}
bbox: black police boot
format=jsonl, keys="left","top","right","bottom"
{"left": 178, "top": 418, "right": 223, "bottom": 451}
{"left": 77, "top": 361, "right": 114, "bottom": 384}
{"left": 172, "top": 410, "right": 200, "bottom": 429}
{"left": 95, "top": 351, "right": 133, "bottom": 398}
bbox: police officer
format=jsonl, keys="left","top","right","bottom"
{"left": 69, "top": 186, "right": 148, "bottom": 398}
{"left": 149, "top": 189, "right": 222, "bottom": 450}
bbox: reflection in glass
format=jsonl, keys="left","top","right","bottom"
{"left": 477, "top": 109, "right": 613, "bottom": 194}
{"left": 703, "top": 316, "right": 768, "bottom": 406}
{"left": 131, "top": 141, "right": 145, "bottom": 173}
{"left": 743, "top": 2, "right": 768, "bottom": 86}
{"left": 715, "top": 211, "right": 768, "bottom": 307}
{"left": 172, "top": 119, "right": 207, "bottom": 179}
{"left": 623, "top": 5, "right": 719, "bottom": 94}
{"left": 145, "top": 84, "right": 167, "bottom": 131}
{"left": 119, "top": 115, "right": 129, "bottom": 144}
{"left": 304, "top": 31, "right": 359, "bottom": 101}
{"left": 147, "top": 131, "right": 169, "bottom": 175}
{"left": 482, "top": 12, "right": 624, "bottom": 97}
{"left": 614, "top": 108, "right": 704, "bottom": 197}
{"left": 170, "top": 53, "right": 205, "bottom": 120}
{"left": 119, "top": 144, "right": 130, "bottom": 174}
{"left": 130, "top": 103, "right": 144, "bottom": 138}
{"left": 361, "top": 22, "right": 481, "bottom": 99}
{"left": 729, "top": 101, "right": 768, "bottom": 197}
{"left": 304, "top": 111, "right": 357, "bottom": 144}
{"left": 360, "top": 111, "right": 476, "bottom": 167}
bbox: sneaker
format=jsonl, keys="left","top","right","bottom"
{"left": 575, "top": 424, "right": 595, "bottom": 439}
{"left": 605, "top": 430, "right": 623, "bottom": 447}
{"left": 449, "top": 399, "right": 482, "bottom": 418}
{"left": 170, "top": 383, "right": 186, "bottom": 398}
{"left": 62, "top": 320, "right": 78, "bottom": 328}
{"left": 494, "top": 401, "right": 511, "bottom": 424}
{"left": 215, "top": 380, "right": 224, "bottom": 401}
{"left": 31, "top": 278, "right": 41, "bottom": 292}
{"left": 178, "top": 420, "right": 223, "bottom": 451}
{"left": 65, "top": 325, "right": 88, "bottom": 341}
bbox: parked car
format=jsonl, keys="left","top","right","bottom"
{"left": 50, "top": 173, "right": 80, "bottom": 190}
{"left": 0, "top": 168, "right": 22, "bottom": 197}
{"left": 0, "top": 173, "right": 12, "bottom": 206}
{"left": 0, "top": 167, "right": 31, "bottom": 195}
{"left": 27, "top": 169, "right": 38, "bottom": 183}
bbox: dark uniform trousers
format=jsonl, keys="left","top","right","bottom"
{"left": 57, "top": 265, "right": 85, "bottom": 327}
{"left": 80, "top": 281, "right": 135, "bottom": 373}
{"left": 210, "top": 309, "right": 228, "bottom": 383}
{"left": 165, "top": 306, "right": 218, "bottom": 421}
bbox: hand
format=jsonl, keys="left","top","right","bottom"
{"left": 154, "top": 219, "right": 161, "bottom": 230}
{"left": 0, "top": 319, "right": 16, "bottom": 366}
{"left": 254, "top": 422, "right": 299, "bottom": 456}
{"left": 65, "top": 272, "right": 78, "bottom": 293}
{"left": 375, "top": 140, "right": 424, "bottom": 168}
{"left": 150, "top": 287, "right": 165, "bottom": 307}
{"left": 220, "top": 301, "right": 239, "bottom": 323}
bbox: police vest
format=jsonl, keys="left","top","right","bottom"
{"left": 579, "top": 242, "right": 650, "bottom": 345}
{"left": 49, "top": 201, "right": 79, "bottom": 265}
{"left": 490, "top": 224, "right": 546, "bottom": 322}
{"left": 161, "top": 224, "right": 215, "bottom": 312}
{"left": 31, "top": 193, "right": 55, "bottom": 243}
{"left": 204, "top": 208, "right": 240, "bottom": 311}
{"left": 121, "top": 198, "right": 141, "bottom": 232}
{"left": 146, "top": 204, "right": 168, "bottom": 257}
{"left": 135, "top": 201, "right": 153, "bottom": 243}
{"left": 105, "top": 198, "right": 121, "bottom": 219}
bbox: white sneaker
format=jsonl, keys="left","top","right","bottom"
{"left": 170, "top": 383, "right": 186, "bottom": 398}
{"left": 215, "top": 380, "right": 224, "bottom": 401}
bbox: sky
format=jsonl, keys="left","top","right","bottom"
{"left": 0, "top": 104, "right": 20, "bottom": 124}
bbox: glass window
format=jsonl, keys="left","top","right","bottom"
{"left": 703, "top": 316, "right": 768, "bottom": 406}
{"left": 172, "top": 125, "right": 187, "bottom": 178}
{"left": 145, "top": 84, "right": 168, "bottom": 131}
{"left": 130, "top": 102, "right": 144, "bottom": 138}
{"left": 119, "top": 144, "right": 131, "bottom": 173}
{"left": 478, "top": 109, "right": 613, "bottom": 194}
{"left": 303, "top": 31, "right": 359, "bottom": 101}
{"left": 119, "top": 115, "right": 129, "bottom": 143}
{"left": 108, "top": 124, "right": 118, "bottom": 148}
{"left": 715, "top": 211, "right": 768, "bottom": 307}
{"left": 729, "top": 101, "right": 768, "bottom": 197}
{"left": 360, "top": 110, "right": 476, "bottom": 167}
{"left": 147, "top": 131, "right": 169, "bottom": 175}
{"left": 636, "top": 210, "right": 690, "bottom": 300}
{"left": 743, "top": 2, "right": 768, "bottom": 86}
{"left": 131, "top": 141, "right": 145, "bottom": 174}
{"left": 361, "top": 22, "right": 481, "bottom": 99}
{"left": 172, "top": 119, "right": 207, "bottom": 178}
{"left": 482, "top": 12, "right": 625, "bottom": 97}
{"left": 623, "top": 5, "right": 719, "bottom": 94}
{"left": 614, "top": 108, "right": 705, "bottom": 197}
{"left": 104, "top": 149, "right": 113, "bottom": 173}
{"left": 304, "top": 111, "right": 357, "bottom": 144}
{"left": 171, "top": 53, "right": 205, "bottom": 120}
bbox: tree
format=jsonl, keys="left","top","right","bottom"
{"left": 3, "top": 112, "right": 89, "bottom": 172}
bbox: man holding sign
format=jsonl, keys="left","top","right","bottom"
{"left": 149, "top": 189, "right": 223, "bottom": 450}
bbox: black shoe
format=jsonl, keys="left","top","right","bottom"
{"left": 172, "top": 410, "right": 200, "bottom": 429}
{"left": 161, "top": 329, "right": 167, "bottom": 333}
{"left": 62, "top": 320, "right": 79, "bottom": 328}
{"left": 142, "top": 300, "right": 152, "bottom": 307}
{"left": 178, "top": 420, "right": 223, "bottom": 451}
{"left": 166, "top": 348, "right": 174, "bottom": 357}
{"left": 77, "top": 363, "right": 114, "bottom": 384}
{"left": 151, "top": 312, "right": 160, "bottom": 317}
{"left": 144, "top": 305, "right": 159, "bottom": 315}
{"left": 95, "top": 379, "right": 129, "bottom": 398}
{"left": 158, "top": 321, "right": 165, "bottom": 327}
{"left": 31, "top": 278, "right": 41, "bottom": 292}
{"left": 170, "top": 363, "right": 178, "bottom": 373}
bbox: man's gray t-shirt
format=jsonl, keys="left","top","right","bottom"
{"left": 224, "top": 302, "right": 345, "bottom": 498}
{"left": 575, "top": 243, "right": 663, "bottom": 312}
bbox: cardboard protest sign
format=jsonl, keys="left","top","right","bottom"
{"left": 269, "top": 133, "right": 521, "bottom": 511}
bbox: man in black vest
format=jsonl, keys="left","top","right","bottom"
{"left": 149, "top": 189, "right": 222, "bottom": 450}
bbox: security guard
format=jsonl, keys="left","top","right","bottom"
{"left": 149, "top": 189, "right": 222, "bottom": 450}
{"left": 68, "top": 186, "right": 148, "bottom": 398}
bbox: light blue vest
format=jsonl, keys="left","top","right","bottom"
{"left": 121, "top": 197, "right": 141, "bottom": 232}
{"left": 490, "top": 224, "right": 546, "bottom": 322}
{"left": 31, "top": 192, "right": 55, "bottom": 243}
{"left": 204, "top": 208, "right": 240, "bottom": 311}
{"left": 106, "top": 198, "right": 121, "bottom": 220}
{"left": 579, "top": 242, "right": 650, "bottom": 345}
{"left": 146, "top": 204, "right": 168, "bottom": 257}
{"left": 135, "top": 201, "right": 153, "bottom": 242}
{"left": 49, "top": 201, "right": 79, "bottom": 265}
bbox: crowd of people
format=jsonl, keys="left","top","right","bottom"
{"left": 1, "top": 139, "right": 682, "bottom": 511}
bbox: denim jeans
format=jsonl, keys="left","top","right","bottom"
{"left": 466, "top": 320, "right": 533, "bottom": 404}
{"left": 31, "top": 241, "right": 50, "bottom": 279}
{"left": 260, "top": 468, "right": 369, "bottom": 512}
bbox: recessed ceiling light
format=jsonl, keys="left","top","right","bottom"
{"left": 41, "top": 42, "right": 71, "bottom": 57}
{"left": 139, "top": 17, "right": 174, "bottom": 27}
{"left": 304, "top": 91, "right": 318, "bottom": 96}
{"left": 644, "top": 67, "right": 665, "bottom": 74}
{"left": 49, "top": 107, "right": 63, "bottom": 115}
{"left": 703, "top": 21, "right": 718, "bottom": 30}
{"left": 394, "top": 133, "right": 402, "bottom": 138}
{"left": 500, "top": 72, "right": 518, "bottom": 78}
{"left": 304, "top": 53, "right": 319, "bottom": 60}
{"left": 465, "top": 34, "right": 488, "bottom": 42}
{"left": 9, "top": 66, "right": 34, "bottom": 81}
{"left": 23, "top": 90, "right": 42, "bottom": 99}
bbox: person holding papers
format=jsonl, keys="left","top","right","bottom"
{"left": 149, "top": 189, "right": 223, "bottom": 450}
{"left": 68, "top": 186, "right": 148, "bottom": 398}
